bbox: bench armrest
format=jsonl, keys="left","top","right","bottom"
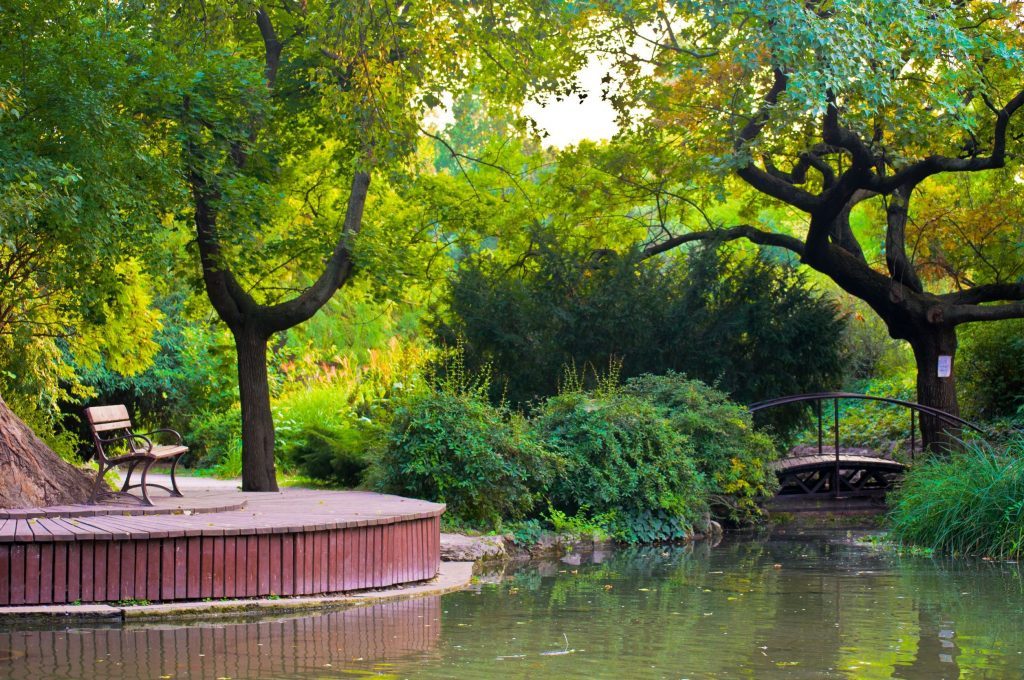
{"left": 135, "top": 428, "right": 184, "bottom": 447}
{"left": 98, "top": 432, "right": 154, "bottom": 455}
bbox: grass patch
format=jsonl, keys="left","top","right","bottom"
{"left": 887, "top": 434, "right": 1024, "bottom": 558}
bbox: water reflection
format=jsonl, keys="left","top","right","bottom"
{"left": 3, "top": 535, "right": 1024, "bottom": 679}
{"left": 0, "top": 597, "right": 440, "bottom": 679}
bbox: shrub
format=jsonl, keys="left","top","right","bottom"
{"left": 286, "top": 422, "right": 376, "bottom": 486}
{"left": 532, "top": 388, "right": 707, "bottom": 542}
{"left": 438, "top": 237, "right": 846, "bottom": 437}
{"left": 374, "top": 389, "right": 552, "bottom": 527}
{"left": 273, "top": 385, "right": 383, "bottom": 486}
{"left": 188, "top": 406, "right": 243, "bottom": 475}
{"left": 958, "top": 319, "right": 1024, "bottom": 422}
{"left": 624, "top": 373, "right": 779, "bottom": 524}
{"left": 888, "top": 435, "right": 1024, "bottom": 558}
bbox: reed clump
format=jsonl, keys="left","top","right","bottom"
{"left": 888, "top": 434, "right": 1024, "bottom": 558}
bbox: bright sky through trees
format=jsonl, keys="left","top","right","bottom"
{"left": 523, "top": 57, "right": 619, "bottom": 146}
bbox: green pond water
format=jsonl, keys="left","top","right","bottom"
{"left": 3, "top": 530, "right": 1024, "bottom": 679}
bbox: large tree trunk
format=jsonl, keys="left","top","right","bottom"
{"left": 0, "top": 394, "right": 93, "bottom": 508}
{"left": 234, "top": 327, "right": 279, "bottom": 492}
{"left": 909, "top": 326, "right": 961, "bottom": 453}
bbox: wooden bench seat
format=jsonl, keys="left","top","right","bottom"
{"left": 84, "top": 404, "right": 187, "bottom": 506}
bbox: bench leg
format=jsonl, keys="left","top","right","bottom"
{"left": 137, "top": 458, "right": 157, "bottom": 507}
{"left": 120, "top": 460, "right": 142, "bottom": 493}
{"left": 168, "top": 456, "right": 184, "bottom": 497}
{"left": 87, "top": 464, "right": 110, "bottom": 505}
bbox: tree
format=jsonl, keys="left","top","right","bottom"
{"left": 572, "top": 0, "right": 1024, "bottom": 449}
{"left": 0, "top": 1, "right": 171, "bottom": 501}
{"left": 161, "top": 2, "right": 577, "bottom": 490}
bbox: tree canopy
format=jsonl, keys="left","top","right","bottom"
{"left": 549, "top": 0, "right": 1024, "bottom": 447}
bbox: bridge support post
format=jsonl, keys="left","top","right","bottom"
{"left": 834, "top": 398, "right": 840, "bottom": 499}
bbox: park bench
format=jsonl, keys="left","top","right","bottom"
{"left": 84, "top": 404, "right": 187, "bottom": 506}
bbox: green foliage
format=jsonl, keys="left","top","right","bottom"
{"left": 838, "top": 299, "right": 914, "bottom": 384}
{"left": 795, "top": 374, "right": 918, "bottom": 459}
{"left": 189, "top": 406, "right": 243, "bottom": 475}
{"left": 546, "top": 505, "right": 611, "bottom": 541}
{"left": 0, "top": 2, "right": 174, "bottom": 410}
{"left": 374, "top": 360, "right": 552, "bottom": 526}
{"left": 272, "top": 385, "right": 381, "bottom": 487}
{"left": 532, "top": 387, "right": 707, "bottom": 538}
{"left": 283, "top": 422, "right": 375, "bottom": 488}
{"left": 606, "top": 508, "right": 693, "bottom": 545}
{"left": 959, "top": 319, "right": 1024, "bottom": 422}
{"left": 77, "top": 292, "right": 238, "bottom": 432}
{"left": 624, "top": 373, "right": 779, "bottom": 524}
{"left": 888, "top": 436, "right": 1024, "bottom": 558}
{"left": 441, "top": 239, "right": 845, "bottom": 435}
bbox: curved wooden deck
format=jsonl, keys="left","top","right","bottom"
{"left": 0, "top": 482, "right": 444, "bottom": 606}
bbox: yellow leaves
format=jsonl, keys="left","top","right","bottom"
{"left": 70, "top": 258, "right": 163, "bottom": 376}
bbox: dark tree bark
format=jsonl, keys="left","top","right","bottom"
{"left": 641, "top": 77, "right": 1024, "bottom": 451}
{"left": 183, "top": 7, "right": 372, "bottom": 490}
{"left": 0, "top": 394, "right": 93, "bottom": 508}
{"left": 234, "top": 327, "right": 275, "bottom": 491}
{"left": 910, "top": 326, "right": 961, "bottom": 452}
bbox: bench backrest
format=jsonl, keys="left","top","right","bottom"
{"left": 84, "top": 404, "right": 134, "bottom": 433}
{"left": 84, "top": 404, "right": 137, "bottom": 463}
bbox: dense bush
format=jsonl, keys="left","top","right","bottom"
{"left": 888, "top": 436, "right": 1024, "bottom": 558}
{"left": 273, "top": 385, "right": 382, "bottom": 486}
{"left": 958, "top": 319, "right": 1024, "bottom": 422}
{"left": 439, "top": 239, "right": 845, "bottom": 436}
{"left": 532, "top": 388, "right": 707, "bottom": 542}
{"left": 624, "top": 373, "right": 779, "bottom": 523}
{"left": 374, "top": 387, "right": 552, "bottom": 527}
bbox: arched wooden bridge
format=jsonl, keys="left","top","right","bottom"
{"left": 750, "top": 393, "right": 985, "bottom": 502}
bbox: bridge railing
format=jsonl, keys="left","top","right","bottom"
{"left": 749, "top": 392, "right": 985, "bottom": 498}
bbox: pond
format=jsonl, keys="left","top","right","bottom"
{"left": 3, "top": 530, "right": 1024, "bottom": 679}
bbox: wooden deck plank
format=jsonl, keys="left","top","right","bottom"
{"left": 39, "top": 543, "right": 54, "bottom": 604}
{"left": 174, "top": 538, "right": 188, "bottom": 600}
{"left": 67, "top": 542, "right": 82, "bottom": 602}
{"left": 223, "top": 536, "right": 237, "bottom": 598}
{"left": 245, "top": 536, "right": 258, "bottom": 597}
{"left": 186, "top": 537, "right": 201, "bottom": 599}
{"left": 134, "top": 540, "right": 149, "bottom": 602}
{"left": 24, "top": 544, "right": 41, "bottom": 604}
{"left": 312, "top": 531, "right": 323, "bottom": 594}
{"left": 293, "top": 530, "right": 305, "bottom": 595}
{"left": 303, "top": 532, "right": 315, "bottom": 595}
{"left": 119, "top": 541, "right": 135, "bottom": 601}
{"left": 327, "top": 530, "right": 339, "bottom": 593}
{"left": 8, "top": 545, "right": 26, "bottom": 604}
{"left": 82, "top": 542, "right": 98, "bottom": 602}
{"left": 105, "top": 541, "right": 121, "bottom": 602}
{"left": 257, "top": 535, "right": 271, "bottom": 596}
{"left": 52, "top": 542, "right": 68, "bottom": 604}
{"left": 212, "top": 537, "right": 225, "bottom": 599}
{"left": 269, "top": 535, "right": 281, "bottom": 596}
{"left": 281, "top": 534, "right": 294, "bottom": 596}
{"left": 72, "top": 516, "right": 134, "bottom": 540}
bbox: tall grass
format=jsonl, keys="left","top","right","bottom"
{"left": 888, "top": 434, "right": 1024, "bottom": 558}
